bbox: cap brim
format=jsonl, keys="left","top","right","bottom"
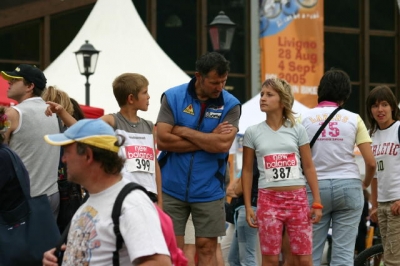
{"left": 44, "top": 134, "right": 75, "bottom": 146}
{"left": 1, "top": 71, "right": 23, "bottom": 81}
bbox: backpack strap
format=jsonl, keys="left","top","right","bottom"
{"left": 111, "top": 183, "right": 150, "bottom": 266}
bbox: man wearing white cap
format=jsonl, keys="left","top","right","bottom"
{"left": 42, "top": 118, "right": 171, "bottom": 266}
{"left": 1, "top": 64, "right": 60, "bottom": 217}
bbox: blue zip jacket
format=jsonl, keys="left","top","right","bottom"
{"left": 158, "top": 79, "right": 240, "bottom": 203}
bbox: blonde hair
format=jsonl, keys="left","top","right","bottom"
{"left": 112, "top": 73, "right": 149, "bottom": 107}
{"left": 261, "top": 78, "right": 296, "bottom": 127}
{"left": 42, "top": 86, "right": 74, "bottom": 115}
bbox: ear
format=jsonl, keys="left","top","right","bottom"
{"left": 26, "top": 82, "right": 35, "bottom": 93}
{"left": 194, "top": 72, "right": 201, "bottom": 80}
{"left": 84, "top": 146, "right": 95, "bottom": 164}
{"left": 127, "top": 94, "right": 135, "bottom": 104}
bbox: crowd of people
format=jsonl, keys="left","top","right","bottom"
{"left": 0, "top": 51, "right": 399, "bottom": 266}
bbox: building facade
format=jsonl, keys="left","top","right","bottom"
{"left": 0, "top": 0, "right": 398, "bottom": 120}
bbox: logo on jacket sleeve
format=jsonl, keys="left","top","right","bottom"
{"left": 183, "top": 104, "right": 194, "bottom": 115}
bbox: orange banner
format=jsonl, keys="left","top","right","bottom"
{"left": 260, "top": 0, "right": 324, "bottom": 108}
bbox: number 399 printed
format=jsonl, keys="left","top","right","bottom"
{"left": 135, "top": 158, "right": 151, "bottom": 171}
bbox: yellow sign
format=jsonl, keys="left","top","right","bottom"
{"left": 183, "top": 104, "right": 194, "bottom": 115}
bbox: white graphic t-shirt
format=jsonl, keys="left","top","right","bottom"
{"left": 62, "top": 180, "right": 169, "bottom": 265}
{"left": 301, "top": 105, "right": 371, "bottom": 180}
{"left": 371, "top": 121, "right": 400, "bottom": 202}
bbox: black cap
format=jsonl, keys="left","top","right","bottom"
{"left": 1, "top": 64, "right": 47, "bottom": 90}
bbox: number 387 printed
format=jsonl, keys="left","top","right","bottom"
{"left": 272, "top": 167, "right": 291, "bottom": 179}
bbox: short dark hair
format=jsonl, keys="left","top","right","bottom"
{"left": 366, "top": 85, "right": 400, "bottom": 134}
{"left": 195, "top": 52, "right": 230, "bottom": 77}
{"left": 22, "top": 78, "right": 43, "bottom": 97}
{"left": 317, "top": 69, "right": 352, "bottom": 104}
{"left": 76, "top": 142, "right": 125, "bottom": 175}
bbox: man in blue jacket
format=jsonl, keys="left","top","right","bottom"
{"left": 157, "top": 52, "right": 241, "bottom": 266}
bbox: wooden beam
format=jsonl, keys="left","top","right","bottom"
{"left": 146, "top": 0, "right": 157, "bottom": 39}
{"left": 0, "top": 0, "right": 97, "bottom": 28}
{"left": 395, "top": 0, "right": 400, "bottom": 101}
{"left": 197, "top": 0, "right": 207, "bottom": 56}
{"left": 41, "top": 15, "right": 51, "bottom": 68}
{"left": 0, "top": 59, "right": 40, "bottom": 65}
{"left": 361, "top": 0, "right": 369, "bottom": 120}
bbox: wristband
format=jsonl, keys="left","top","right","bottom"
{"left": 312, "top": 202, "right": 323, "bottom": 209}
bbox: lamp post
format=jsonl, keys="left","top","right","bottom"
{"left": 208, "top": 11, "right": 236, "bottom": 54}
{"left": 74, "top": 40, "right": 100, "bottom": 106}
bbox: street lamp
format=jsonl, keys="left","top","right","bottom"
{"left": 74, "top": 40, "right": 100, "bottom": 106}
{"left": 208, "top": 11, "right": 236, "bottom": 54}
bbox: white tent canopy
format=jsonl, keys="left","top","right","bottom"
{"left": 238, "top": 94, "right": 310, "bottom": 134}
{"left": 44, "top": 0, "right": 190, "bottom": 123}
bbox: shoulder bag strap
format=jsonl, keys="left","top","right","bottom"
{"left": 3, "top": 146, "right": 30, "bottom": 199}
{"left": 112, "top": 183, "right": 149, "bottom": 266}
{"left": 309, "top": 106, "right": 342, "bottom": 148}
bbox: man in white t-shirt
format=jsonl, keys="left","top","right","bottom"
{"left": 42, "top": 119, "right": 171, "bottom": 266}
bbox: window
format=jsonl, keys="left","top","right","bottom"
{"left": 0, "top": 20, "right": 40, "bottom": 66}
{"left": 50, "top": 6, "right": 93, "bottom": 61}
{"left": 325, "top": 1, "right": 359, "bottom": 28}
{"left": 324, "top": 0, "right": 399, "bottom": 119}
{"left": 370, "top": 36, "right": 395, "bottom": 84}
{"left": 324, "top": 33, "right": 359, "bottom": 81}
{"left": 156, "top": 0, "right": 197, "bottom": 71}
